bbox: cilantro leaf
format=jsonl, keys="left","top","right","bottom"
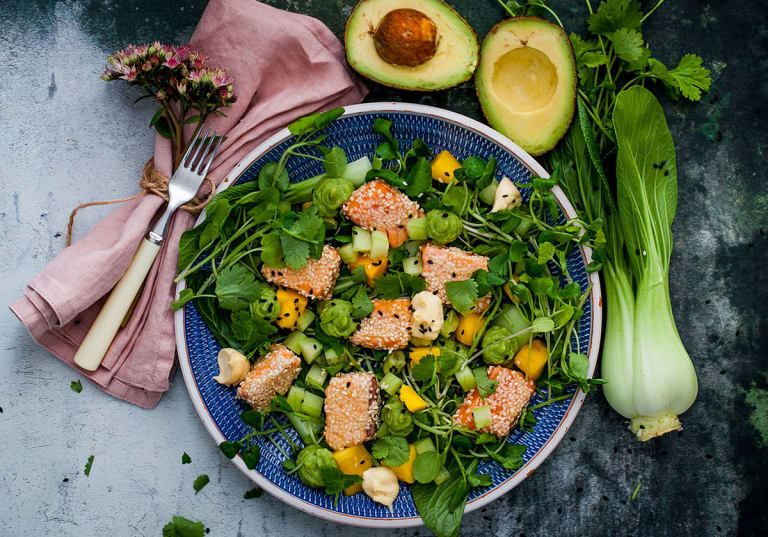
{"left": 171, "top": 288, "right": 195, "bottom": 310}
{"left": 181, "top": 452, "right": 192, "bottom": 465}
{"left": 412, "top": 353, "right": 437, "bottom": 382}
{"left": 373, "top": 272, "right": 426, "bottom": 299}
{"left": 260, "top": 230, "right": 285, "bottom": 268}
{"left": 280, "top": 232, "right": 311, "bottom": 269}
{"left": 371, "top": 435, "right": 410, "bottom": 466}
{"left": 473, "top": 367, "right": 497, "bottom": 398}
{"left": 70, "top": 380, "right": 82, "bottom": 393}
{"left": 537, "top": 241, "right": 557, "bottom": 265}
{"left": 84, "top": 455, "right": 94, "bottom": 476}
{"left": 587, "top": 0, "right": 642, "bottom": 35}
{"left": 607, "top": 28, "right": 644, "bottom": 63}
{"left": 193, "top": 474, "right": 210, "bottom": 494}
{"left": 215, "top": 264, "right": 263, "bottom": 311}
{"left": 351, "top": 285, "right": 374, "bottom": 318}
{"left": 162, "top": 516, "right": 205, "bottom": 537}
{"left": 669, "top": 53, "right": 711, "bottom": 101}
{"left": 320, "top": 465, "right": 363, "bottom": 496}
{"left": 445, "top": 279, "right": 478, "bottom": 313}
{"left": 508, "top": 240, "right": 529, "bottom": 263}
{"left": 231, "top": 310, "right": 255, "bottom": 341}
{"left": 244, "top": 487, "right": 264, "bottom": 499}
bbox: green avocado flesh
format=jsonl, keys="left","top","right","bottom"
{"left": 475, "top": 17, "right": 577, "bottom": 155}
{"left": 345, "top": 0, "right": 479, "bottom": 91}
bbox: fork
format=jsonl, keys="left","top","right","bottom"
{"left": 74, "top": 127, "right": 222, "bottom": 372}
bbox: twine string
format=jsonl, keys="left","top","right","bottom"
{"left": 65, "top": 158, "right": 215, "bottom": 246}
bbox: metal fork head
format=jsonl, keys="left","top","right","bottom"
{"left": 167, "top": 125, "right": 223, "bottom": 208}
{"left": 149, "top": 124, "right": 222, "bottom": 242}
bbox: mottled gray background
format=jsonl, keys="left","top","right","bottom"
{"left": 1, "top": 1, "right": 766, "bottom": 536}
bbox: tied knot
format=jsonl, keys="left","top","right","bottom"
{"left": 66, "top": 158, "right": 216, "bottom": 247}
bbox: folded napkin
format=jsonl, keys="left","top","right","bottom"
{"left": 10, "top": 0, "right": 367, "bottom": 408}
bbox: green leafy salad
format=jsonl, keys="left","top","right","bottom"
{"left": 173, "top": 106, "right": 602, "bottom": 536}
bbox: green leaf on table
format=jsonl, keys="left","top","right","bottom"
{"left": 181, "top": 452, "right": 192, "bottom": 465}
{"left": 473, "top": 367, "right": 497, "bottom": 399}
{"left": 84, "top": 455, "right": 94, "bottom": 476}
{"left": 372, "top": 435, "right": 410, "bottom": 466}
{"left": 668, "top": 54, "right": 711, "bottom": 101}
{"left": 413, "top": 451, "right": 442, "bottom": 483}
{"left": 244, "top": 487, "right": 265, "bottom": 499}
{"left": 70, "top": 380, "right": 82, "bottom": 393}
{"left": 445, "top": 279, "right": 478, "bottom": 313}
{"left": 215, "top": 264, "right": 263, "bottom": 311}
{"left": 162, "top": 516, "right": 205, "bottom": 537}
{"left": 193, "top": 474, "right": 210, "bottom": 494}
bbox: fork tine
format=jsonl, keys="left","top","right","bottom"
{"left": 199, "top": 134, "right": 223, "bottom": 177}
{"left": 181, "top": 124, "right": 205, "bottom": 165}
{"left": 185, "top": 127, "right": 211, "bottom": 169}
{"left": 193, "top": 130, "right": 217, "bottom": 174}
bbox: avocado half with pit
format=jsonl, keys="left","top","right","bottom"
{"left": 345, "top": 0, "right": 479, "bottom": 91}
{"left": 476, "top": 17, "right": 577, "bottom": 156}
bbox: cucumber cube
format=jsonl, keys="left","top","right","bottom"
{"left": 440, "top": 310, "right": 460, "bottom": 337}
{"left": 342, "top": 156, "right": 371, "bottom": 187}
{"left": 414, "top": 437, "right": 436, "bottom": 454}
{"left": 286, "top": 385, "right": 306, "bottom": 412}
{"left": 296, "top": 309, "right": 315, "bottom": 332}
{"left": 299, "top": 337, "right": 323, "bottom": 364}
{"left": 455, "top": 366, "right": 477, "bottom": 392}
{"left": 404, "top": 240, "right": 422, "bottom": 257}
{"left": 478, "top": 180, "right": 498, "bottom": 205}
{"left": 287, "top": 414, "right": 323, "bottom": 445}
{"left": 300, "top": 391, "right": 324, "bottom": 418}
{"left": 472, "top": 406, "right": 492, "bottom": 429}
{"left": 305, "top": 364, "right": 327, "bottom": 390}
{"left": 284, "top": 331, "right": 309, "bottom": 355}
{"left": 338, "top": 242, "right": 359, "bottom": 264}
{"left": 406, "top": 217, "right": 427, "bottom": 240}
{"left": 403, "top": 255, "right": 423, "bottom": 276}
{"left": 323, "top": 346, "right": 345, "bottom": 366}
{"left": 352, "top": 227, "right": 371, "bottom": 252}
{"left": 370, "top": 230, "right": 389, "bottom": 260}
{"left": 380, "top": 373, "right": 403, "bottom": 396}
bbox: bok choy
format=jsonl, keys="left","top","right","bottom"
{"left": 605, "top": 87, "right": 698, "bottom": 440}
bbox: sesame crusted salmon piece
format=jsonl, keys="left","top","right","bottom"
{"left": 341, "top": 179, "right": 424, "bottom": 247}
{"left": 453, "top": 366, "right": 535, "bottom": 437}
{"left": 324, "top": 371, "right": 381, "bottom": 451}
{"left": 349, "top": 298, "right": 412, "bottom": 351}
{"left": 420, "top": 243, "right": 492, "bottom": 312}
{"left": 237, "top": 344, "right": 301, "bottom": 412}
{"left": 261, "top": 245, "right": 341, "bottom": 300}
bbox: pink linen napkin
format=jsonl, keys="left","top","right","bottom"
{"left": 9, "top": 0, "right": 367, "bottom": 408}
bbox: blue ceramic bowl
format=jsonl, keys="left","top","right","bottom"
{"left": 175, "top": 103, "right": 602, "bottom": 528}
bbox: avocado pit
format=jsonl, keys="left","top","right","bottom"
{"left": 373, "top": 8, "right": 438, "bottom": 67}
{"left": 491, "top": 46, "right": 558, "bottom": 112}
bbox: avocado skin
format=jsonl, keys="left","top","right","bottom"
{"left": 475, "top": 16, "right": 577, "bottom": 156}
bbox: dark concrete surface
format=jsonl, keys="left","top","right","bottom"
{"left": 0, "top": 1, "right": 766, "bottom": 536}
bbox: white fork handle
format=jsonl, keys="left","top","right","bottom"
{"left": 74, "top": 238, "right": 161, "bottom": 371}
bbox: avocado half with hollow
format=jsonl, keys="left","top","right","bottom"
{"left": 476, "top": 17, "right": 577, "bottom": 156}
{"left": 345, "top": 0, "right": 479, "bottom": 91}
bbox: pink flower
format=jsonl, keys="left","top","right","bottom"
{"left": 176, "top": 79, "right": 188, "bottom": 94}
{"left": 162, "top": 55, "right": 181, "bottom": 69}
{"left": 120, "top": 66, "right": 138, "bottom": 81}
{"left": 186, "top": 69, "right": 205, "bottom": 83}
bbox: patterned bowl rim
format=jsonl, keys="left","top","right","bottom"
{"left": 174, "top": 102, "right": 603, "bottom": 528}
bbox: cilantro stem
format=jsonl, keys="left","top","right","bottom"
{"left": 529, "top": 393, "right": 574, "bottom": 410}
{"left": 640, "top": 0, "right": 665, "bottom": 22}
{"left": 631, "top": 482, "right": 643, "bottom": 500}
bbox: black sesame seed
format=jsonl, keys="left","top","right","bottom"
{"left": 259, "top": 299, "right": 266, "bottom": 304}
{"left": 408, "top": 213, "right": 413, "bottom": 218}
{"left": 353, "top": 230, "right": 358, "bottom": 235}
{"left": 312, "top": 344, "right": 317, "bottom": 350}
{"left": 378, "top": 311, "right": 383, "bottom": 316}
{"left": 63, "top": 477, "right": 69, "bottom": 482}
{"left": 271, "top": 270, "right": 276, "bottom": 276}
{"left": 452, "top": 272, "right": 456, "bottom": 278}
{"left": 444, "top": 172, "right": 450, "bottom": 177}
{"left": 360, "top": 460, "right": 366, "bottom": 465}
{"left": 414, "top": 259, "right": 419, "bottom": 265}
{"left": 432, "top": 290, "right": 438, "bottom": 295}
{"left": 293, "top": 322, "right": 298, "bottom": 327}
{"left": 460, "top": 329, "right": 465, "bottom": 335}
{"left": 398, "top": 224, "right": 404, "bottom": 229}
{"left": 502, "top": 194, "right": 509, "bottom": 198}
{"left": 372, "top": 260, "right": 382, "bottom": 266}
{"left": 442, "top": 212, "right": 448, "bottom": 218}
{"left": 427, "top": 260, "right": 434, "bottom": 264}
{"left": 394, "top": 314, "right": 399, "bottom": 319}
{"left": 268, "top": 303, "right": 274, "bottom": 312}
{"left": 277, "top": 271, "right": 283, "bottom": 276}
{"left": 295, "top": 307, "right": 300, "bottom": 312}
{"left": 346, "top": 382, "right": 351, "bottom": 388}
{"left": 373, "top": 226, "right": 377, "bottom": 231}
{"left": 294, "top": 298, "right": 299, "bottom": 303}
{"left": 283, "top": 313, "right": 290, "bottom": 317}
